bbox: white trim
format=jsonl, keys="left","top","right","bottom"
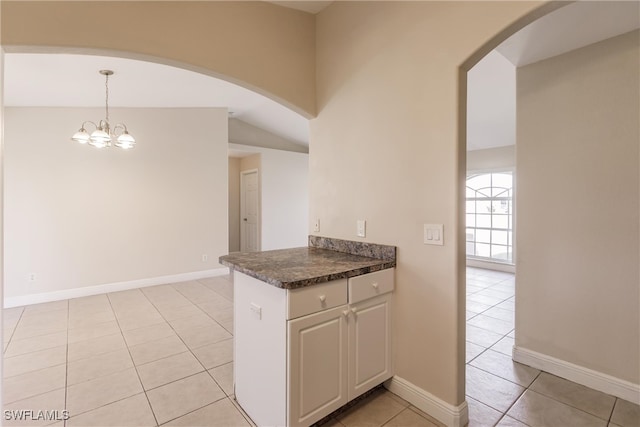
{"left": 513, "top": 346, "right": 640, "bottom": 404}
{"left": 384, "top": 376, "right": 468, "bottom": 427}
{"left": 4, "top": 268, "right": 230, "bottom": 308}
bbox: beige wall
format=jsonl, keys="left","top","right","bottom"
{"left": 4, "top": 107, "right": 229, "bottom": 300}
{"left": 313, "top": 1, "right": 543, "bottom": 406}
{"left": 229, "top": 157, "right": 241, "bottom": 253}
{"left": 1, "top": 1, "right": 316, "bottom": 117}
{"left": 467, "top": 145, "right": 515, "bottom": 172}
{"left": 0, "top": 0, "right": 565, "bottom": 416}
{"left": 516, "top": 31, "right": 640, "bottom": 384}
{"left": 241, "top": 153, "right": 261, "bottom": 174}
{"left": 236, "top": 149, "right": 308, "bottom": 251}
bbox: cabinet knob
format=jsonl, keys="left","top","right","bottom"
{"left": 351, "top": 307, "right": 358, "bottom": 315}
{"left": 343, "top": 310, "right": 350, "bottom": 317}
{"left": 318, "top": 295, "right": 326, "bottom": 303}
{"left": 372, "top": 282, "right": 379, "bottom": 290}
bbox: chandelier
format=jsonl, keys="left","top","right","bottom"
{"left": 71, "top": 70, "right": 136, "bottom": 149}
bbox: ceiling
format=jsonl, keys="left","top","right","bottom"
{"left": 3, "top": 1, "right": 638, "bottom": 152}
{"left": 467, "top": 0, "right": 639, "bottom": 152}
{"left": 3, "top": 53, "right": 311, "bottom": 147}
{"left": 497, "top": 1, "right": 640, "bottom": 67}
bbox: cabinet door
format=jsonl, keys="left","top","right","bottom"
{"left": 348, "top": 294, "right": 392, "bottom": 401}
{"left": 288, "top": 305, "right": 349, "bottom": 427}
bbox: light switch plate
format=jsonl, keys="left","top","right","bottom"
{"left": 357, "top": 220, "right": 366, "bottom": 238}
{"left": 424, "top": 224, "right": 444, "bottom": 246}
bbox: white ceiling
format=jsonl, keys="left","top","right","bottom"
{"left": 468, "top": 1, "right": 639, "bottom": 151}
{"left": 467, "top": 51, "right": 516, "bottom": 152}
{"left": 497, "top": 1, "right": 640, "bottom": 67}
{"left": 4, "top": 1, "right": 638, "bottom": 153}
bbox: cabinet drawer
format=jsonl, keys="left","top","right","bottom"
{"left": 348, "top": 268, "right": 394, "bottom": 304}
{"left": 287, "top": 279, "right": 348, "bottom": 320}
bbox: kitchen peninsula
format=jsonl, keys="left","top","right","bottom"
{"left": 220, "top": 236, "right": 396, "bottom": 427}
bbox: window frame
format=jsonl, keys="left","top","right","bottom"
{"left": 465, "top": 169, "right": 515, "bottom": 265}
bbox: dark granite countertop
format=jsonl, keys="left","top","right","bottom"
{"left": 219, "top": 242, "right": 396, "bottom": 289}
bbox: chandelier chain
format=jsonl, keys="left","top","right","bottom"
{"left": 104, "top": 72, "right": 110, "bottom": 125}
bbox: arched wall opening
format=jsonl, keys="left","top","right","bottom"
{"left": 458, "top": 0, "right": 640, "bottom": 413}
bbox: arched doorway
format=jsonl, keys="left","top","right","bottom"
{"left": 459, "top": 2, "right": 640, "bottom": 424}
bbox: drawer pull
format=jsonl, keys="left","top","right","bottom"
{"left": 318, "top": 295, "right": 326, "bottom": 303}
{"left": 372, "top": 282, "right": 379, "bottom": 290}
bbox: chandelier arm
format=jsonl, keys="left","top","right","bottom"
{"left": 80, "top": 120, "right": 98, "bottom": 131}
{"left": 112, "top": 123, "right": 129, "bottom": 135}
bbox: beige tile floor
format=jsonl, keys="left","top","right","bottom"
{"left": 465, "top": 267, "right": 639, "bottom": 427}
{"left": 2, "top": 270, "right": 639, "bottom": 426}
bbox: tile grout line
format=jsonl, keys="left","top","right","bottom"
{"left": 137, "top": 282, "right": 233, "bottom": 424}
{"left": 2, "top": 306, "right": 26, "bottom": 356}
{"left": 105, "top": 291, "right": 160, "bottom": 427}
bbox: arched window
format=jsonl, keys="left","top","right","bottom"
{"left": 466, "top": 172, "right": 513, "bottom": 263}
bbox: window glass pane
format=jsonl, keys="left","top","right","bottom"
{"left": 466, "top": 215, "right": 475, "bottom": 227}
{"left": 492, "top": 173, "right": 512, "bottom": 189}
{"left": 466, "top": 201, "right": 476, "bottom": 214}
{"left": 493, "top": 214, "right": 509, "bottom": 229}
{"left": 491, "top": 244, "right": 509, "bottom": 260}
{"left": 476, "top": 229, "right": 490, "bottom": 244}
{"left": 492, "top": 230, "right": 508, "bottom": 245}
{"left": 492, "top": 200, "right": 510, "bottom": 214}
{"left": 467, "top": 174, "right": 491, "bottom": 191}
{"left": 492, "top": 187, "right": 510, "bottom": 198}
{"left": 466, "top": 241, "right": 475, "bottom": 256}
{"left": 466, "top": 187, "right": 476, "bottom": 198}
{"left": 476, "top": 200, "right": 492, "bottom": 214}
{"left": 475, "top": 243, "right": 491, "bottom": 258}
{"left": 476, "top": 214, "right": 491, "bottom": 228}
{"left": 466, "top": 228, "right": 475, "bottom": 240}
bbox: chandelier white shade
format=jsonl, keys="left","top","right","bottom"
{"left": 71, "top": 70, "right": 136, "bottom": 149}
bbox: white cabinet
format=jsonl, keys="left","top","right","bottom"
{"left": 234, "top": 268, "right": 394, "bottom": 427}
{"left": 288, "top": 305, "right": 349, "bottom": 426}
{"left": 348, "top": 293, "right": 392, "bottom": 401}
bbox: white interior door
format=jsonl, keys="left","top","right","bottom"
{"left": 240, "top": 169, "right": 260, "bottom": 252}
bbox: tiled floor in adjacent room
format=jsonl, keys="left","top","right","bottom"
{"left": 2, "top": 270, "right": 639, "bottom": 426}
{"left": 465, "top": 267, "right": 639, "bottom": 427}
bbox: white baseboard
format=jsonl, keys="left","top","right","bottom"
{"left": 4, "top": 268, "right": 230, "bottom": 309}
{"left": 513, "top": 346, "right": 640, "bottom": 404}
{"left": 384, "top": 376, "right": 468, "bottom": 427}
